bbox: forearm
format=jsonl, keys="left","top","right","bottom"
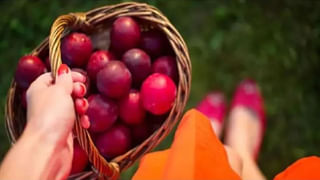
{"left": 0, "top": 125, "right": 62, "bottom": 180}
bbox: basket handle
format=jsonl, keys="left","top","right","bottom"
{"left": 49, "top": 13, "right": 88, "bottom": 76}
{"left": 48, "top": 13, "right": 120, "bottom": 179}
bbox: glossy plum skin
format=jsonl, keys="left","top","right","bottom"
{"left": 110, "top": 17, "right": 141, "bottom": 54}
{"left": 122, "top": 48, "right": 151, "bottom": 85}
{"left": 15, "top": 55, "right": 45, "bottom": 89}
{"left": 87, "top": 94, "right": 118, "bottom": 133}
{"left": 152, "top": 56, "right": 178, "bottom": 83}
{"left": 140, "top": 30, "right": 168, "bottom": 57}
{"left": 86, "top": 50, "right": 115, "bottom": 82}
{"left": 97, "top": 61, "right": 132, "bottom": 99}
{"left": 61, "top": 32, "right": 93, "bottom": 67}
{"left": 141, "top": 73, "right": 177, "bottom": 115}
{"left": 119, "top": 89, "right": 146, "bottom": 125}
{"left": 95, "top": 124, "right": 131, "bottom": 159}
{"left": 70, "top": 140, "right": 88, "bottom": 174}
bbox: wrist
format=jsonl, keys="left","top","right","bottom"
{"left": 20, "top": 123, "right": 73, "bottom": 180}
{"left": 22, "top": 125, "right": 65, "bottom": 160}
{"left": 24, "top": 117, "right": 64, "bottom": 147}
{"left": 22, "top": 124, "right": 55, "bottom": 148}
{"left": 0, "top": 124, "right": 59, "bottom": 180}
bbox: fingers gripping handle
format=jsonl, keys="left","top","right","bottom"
{"left": 49, "top": 13, "right": 87, "bottom": 78}
{"left": 48, "top": 12, "right": 120, "bottom": 179}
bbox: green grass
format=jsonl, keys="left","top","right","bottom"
{"left": 1, "top": 0, "right": 320, "bottom": 179}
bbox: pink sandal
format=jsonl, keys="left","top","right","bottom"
{"left": 196, "top": 91, "right": 227, "bottom": 137}
{"left": 230, "top": 79, "right": 266, "bottom": 160}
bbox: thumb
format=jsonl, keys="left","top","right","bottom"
{"left": 55, "top": 64, "right": 73, "bottom": 94}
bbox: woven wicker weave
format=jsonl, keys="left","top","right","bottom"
{"left": 5, "top": 2, "right": 191, "bottom": 179}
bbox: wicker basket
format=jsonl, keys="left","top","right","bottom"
{"left": 5, "top": 2, "right": 191, "bottom": 179}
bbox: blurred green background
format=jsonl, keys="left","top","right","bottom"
{"left": 0, "top": 0, "right": 320, "bottom": 179}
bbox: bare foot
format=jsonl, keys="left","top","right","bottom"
{"left": 225, "top": 106, "right": 261, "bottom": 159}
{"left": 225, "top": 79, "right": 266, "bottom": 180}
{"left": 225, "top": 106, "right": 266, "bottom": 180}
{"left": 224, "top": 145, "right": 243, "bottom": 177}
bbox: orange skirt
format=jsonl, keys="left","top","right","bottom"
{"left": 133, "top": 109, "right": 320, "bottom": 180}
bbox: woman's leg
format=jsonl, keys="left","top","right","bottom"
{"left": 133, "top": 109, "right": 241, "bottom": 180}
{"left": 225, "top": 79, "right": 267, "bottom": 180}
{"left": 196, "top": 91, "right": 246, "bottom": 177}
{"left": 225, "top": 106, "right": 266, "bottom": 180}
{"left": 224, "top": 145, "right": 243, "bottom": 177}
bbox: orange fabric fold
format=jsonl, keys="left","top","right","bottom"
{"left": 133, "top": 109, "right": 240, "bottom": 180}
{"left": 274, "top": 156, "right": 320, "bottom": 180}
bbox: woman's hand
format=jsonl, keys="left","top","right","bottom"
{"left": 0, "top": 64, "right": 89, "bottom": 180}
{"left": 26, "top": 64, "right": 88, "bottom": 144}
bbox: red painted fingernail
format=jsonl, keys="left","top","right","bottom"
{"left": 75, "top": 98, "right": 88, "bottom": 115}
{"left": 79, "top": 84, "right": 86, "bottom": 97}
{"left": 81, "top": 115, "right": 90, "bottom": 129}
{"left": 58, "top": 64, "right": 69, "bottom": 75}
